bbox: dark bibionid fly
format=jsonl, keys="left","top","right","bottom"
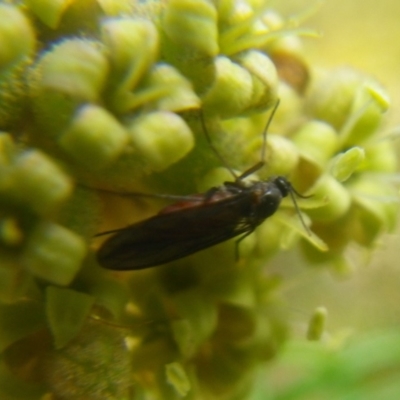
{"left": 96, "top": 101, "right": 310, "bottom": 270}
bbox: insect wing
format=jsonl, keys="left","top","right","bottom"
{"left": 97, "top": 192, "right": 254, "bottom": 270}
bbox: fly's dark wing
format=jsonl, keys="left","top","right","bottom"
{"left": 97, "top": 193, "right": 256, "bottom": 270}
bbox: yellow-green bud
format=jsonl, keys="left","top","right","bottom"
{"left": 361, "top": 140, "right": 397, "bottom": 173}
{"left": 129, "top": 111, "right": 194, "bottom": 172}
{"left": 330, "top": 147, "right": 365, "bottom": 182}
{"left": 101, "top": 18, "right": 159, "bottom": 94}
{"left": 306, "top": 68, "right": 365, "bottom": 130}
{"left": 202, "top": 56, "right": 253, "bottom": 117}
{"left": 349, "top": 177, "right": 399, "bottom": 244}
{"left": 196, "top": 167, "right": 236, "bottom": 192}
{"left": 162, "top": 0, "right": 218, "bottom": 58}
{"left": 30, "top": 39, "right": 109, "bottom": 136}
{"left": 60, "top": 104, "right": 129, "bottom": 170}
{"left": 292, "top": 121, "right": 338, "bottom": 168}
{"left": 340, "top": 81, "right": 390, "bottom": 147}
{"left": 306, "top": 175, "right": 352, "bottom": 222}
{"left": 9, "top": 150, "right": 73, "bottom": 216}
{"left": 0, "top": 5, "right": 35, "bottom": 70}
{"left": 145, "top": 63, "right": 200, "bottom": 112}
{"left": 27, "top": 0, "right": 71, "bottom": 29}
{"left": 36, "top": 39, "right": 108, "bottom": 101}
{"left": 21, "top": 222, "right": 86, "bottom": 285}
{"left": 236, "top": 50, "right": 279, "bottom": 111}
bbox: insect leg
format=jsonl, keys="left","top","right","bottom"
{"left": 234, "top": 228, "right": 256, "bottom": 261}
{"left": 203, "top": 186, "right": 220, "bottom": 202}
{"left": 287, "top": 188, "right": 312, "bottom": 236}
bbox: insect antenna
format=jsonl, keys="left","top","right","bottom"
{"left": 200, "top": 99, "right": 281, "bottom": 182}
{"left": 238, "top": 99, "right": 280, "bottom": 180}
{"left": 77, "top": 183, "right": 203, "bottom": 202}
{"left": 199, "top": 111, "right": 239, "bottom": 180}
{"left": 287, "top": 182, "right": 313, "bottom": 236}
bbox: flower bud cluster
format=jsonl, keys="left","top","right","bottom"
{"left": 0, "top": 1, "right": 396, "bottom": 399}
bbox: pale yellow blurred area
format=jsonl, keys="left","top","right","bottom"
{"left": 274, "top": 0, "right": 400, "bottom": 123}
{"left": 270, "top": 0, "right": 400, "bottom": 335}
{"left": 306, "top": 0, "right": 400, "bottom": 125}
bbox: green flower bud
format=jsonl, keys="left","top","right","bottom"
{"left": 265, "top": 134, "right": 299, "bottom": 176}
{"left": 218, "top": 2, "right": 262, "bottom": 55}
{"left": 129, "top": 111, "right": 194, "bottom": 172}
{"left": 30, "top": 39, "right": 109, "bottom": 137}
{"left": 292, "top": 121, "right": 339, "bottom": 168}
{"left": 59, "top": 104, "right": 129, "bottom": 170}
{"left": 144, "top": 63, "right": 201, "bottom": 112}
{"left": 98, "top": 0, "right": 135, "bottom": 16}
{"left": 35, "top": 39, "right": 108, "bottom": 101}
{"left": 361, "top": 140, "right": 397, "bottom": 173}
{"left": 0, "top": 5, "right": 34, "bottom": 129}
{"left": 306, "top": 68, "right": 365, "bottom": 130}
{"left": 21, "top": 222, "right": 86, "bottom": 285}
{"left": 270, "top": 50, "right": 310, "bottom": 94}
{"left": 161, "top": 0, "right": 218, "bottom": 92}
{"left": 330, "top": 147, "right": 365, "bottom": 182}
{"left": 272, "top": 81, "right": 303, "bottom": 132}
{"left": 239, "top": 126, "right": 300, "bottom": 178}
{"left": 0, "top": 1, "right": 398, "bottom": 399}
{"left": 102, "top": 17, "right": 159, "bottom": 112}
{"left": 349, "top": 178, "right": 398, "bottom": 244}
{"left": 4, "top": 149, "right": 72, "bottom": 216}
{"left": 306, "top": 175, "right": 352, "bottom": 222}
{"left": 0, "top": 5, "right": 35, "bottom": 71}
{"left": 254, "top": 216, "right": 288, "bottom": 259}
{"left": 236, "top": 50, "right": 279, "bottom": 111}
{"left": 300, "top": 225, "right": 350, "bottom": 265}
{"left": 217, "top": 0, "right": 254, "bottom": 26}
{"left": 196, "top": 167, "right": 236, "bottom": 192}
{"left": 202, "top": 56, "right": 253, "bottom": 117}
{"left": 27, "top": 0, "right": 71, "bottom": 28}
{"left": 7, "top": 149, "right": 72, "bottom": 215}
{"left": 340, "top": 81, "right": 389, "bottom": 147}
{"left": 162, "top": 0, "right": 218, "bottom": 58}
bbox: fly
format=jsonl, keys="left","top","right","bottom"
{"left": 96, "top": 101, "right": 310, "bottom": 270}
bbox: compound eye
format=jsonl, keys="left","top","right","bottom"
{"left": 274, "top": 176, "right": 290, "bottom": 197}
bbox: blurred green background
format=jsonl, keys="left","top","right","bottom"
{"left": 271, "top": 0, "right": 400, "bottom": 335}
